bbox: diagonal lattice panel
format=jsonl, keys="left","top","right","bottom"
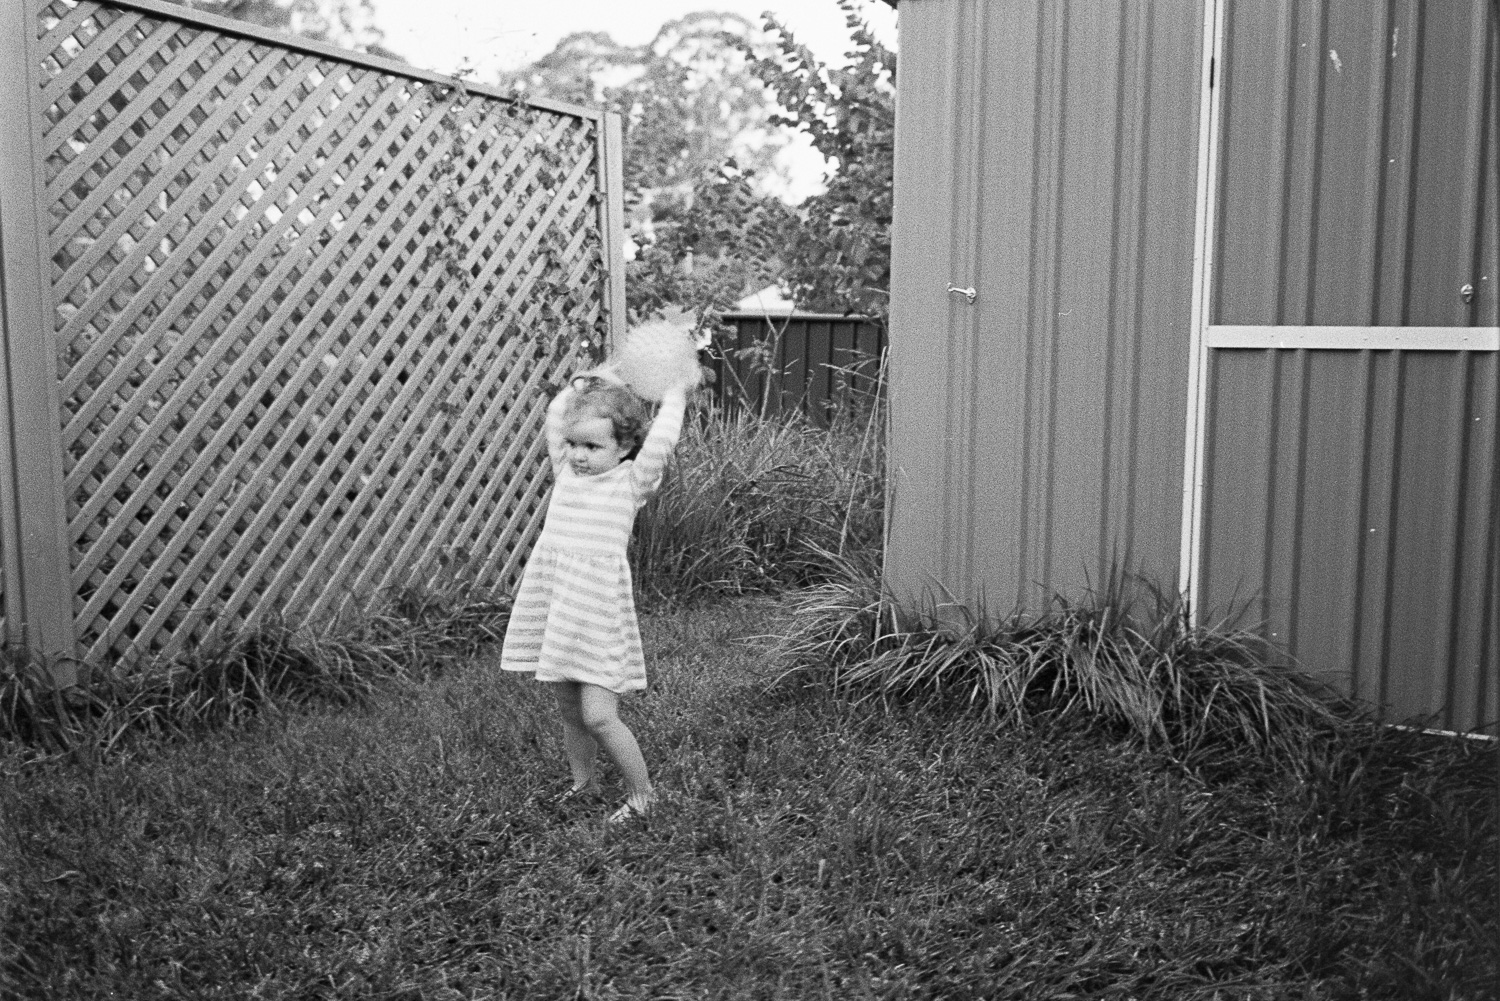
{"left": 115, "top": 113, "right": 545, "bottom": 646}
{"left": 34, "top": 0, "right": 612, "bottom": 662}
{"left": 334, "top": 130, "right": 606, "bottom": 601}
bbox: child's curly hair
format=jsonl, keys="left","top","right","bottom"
{"left": 564, "top": 377, "right": 652, "bottom": 458}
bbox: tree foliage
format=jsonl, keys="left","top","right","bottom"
{"left": 504, "top": 14, "right": 789, "bottom": 193}
{"left": 622, "top": 159, "right": 796, "bottom": 328}
{"left": 738, "top": 0, "right": 895, "bottom": 320}
{"left": 162, "top": 0, "right": 400, "bottom": 59}
{"left": 504, "top": 4, "right": 896, "bottom": 328}
{"left": 503, "top": 15, "right": 800, "bottom": 327}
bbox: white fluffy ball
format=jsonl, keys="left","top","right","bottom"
{"left": 603, "top": 321, "right": 702, "bottom": 401}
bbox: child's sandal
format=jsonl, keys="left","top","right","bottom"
{"left": 553, "top": 782, "right": 601, "bottom": 806}
{"left": 606, "top": 800, "right": 650, "bottom": 826}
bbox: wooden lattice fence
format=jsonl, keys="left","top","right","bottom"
{"left": 0, "top": 0, "right": 626, "bottom": 669}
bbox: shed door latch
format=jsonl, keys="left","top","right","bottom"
{"left": 947, "top": 283, "right": 977, "bottom": 304}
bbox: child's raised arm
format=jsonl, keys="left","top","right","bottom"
{"left": 543, "top": 383, "right": 576, "bottom": 471}
{"left": 629, "top": 384, "right": 687, "bottom": 499}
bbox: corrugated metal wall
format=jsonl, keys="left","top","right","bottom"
{"left": 1202, "top": 349, "right": 1497, "bottom": 732}
{"left": 1199, "top": 0, "right": 1499, "bottom": 733}
{"left": 1213, "top": 0, "right": 1499, "bottom": 326}
{"left": 885, "top": 0, "right": 1204, "bottom": 613}
{"left": 709, "top": 313, "right": 884, "bottom": 424}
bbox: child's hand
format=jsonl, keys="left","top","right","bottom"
{"left": 654, "top": 366, "right": 702, "bottom": 408}
{"left": 573, "top": 365, "right": 627, "bottom": 391}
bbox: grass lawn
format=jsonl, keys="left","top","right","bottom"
{"left": 3, "top": 597, "right": 1495, "bottom": 1000}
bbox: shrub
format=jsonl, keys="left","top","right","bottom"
{"left": 630, "top": 396, "right": 884, "bottom": 603}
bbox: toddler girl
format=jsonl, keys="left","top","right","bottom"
{"left": 499, "top": 369, "right": 694, "bottom": 823}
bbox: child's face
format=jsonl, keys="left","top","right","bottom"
{"left": 564, "top": 416, "right": 629, "bottom": 476}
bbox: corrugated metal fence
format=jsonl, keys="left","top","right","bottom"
{"left": 709, "top": 312, "right": 885, "bottom": 425}
{"left": 0, "top": 0, "right": 625, "bottom": 667}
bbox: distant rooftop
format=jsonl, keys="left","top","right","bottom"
{"left": 730, "top": 286, "right": 797, "bottom": 316}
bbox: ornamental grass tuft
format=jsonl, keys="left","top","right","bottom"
{"left": 775, "top": 550, "right": 1383, "bottom": 777}
{"left": 0, "top": 580, "right": 509, "bottom": 766}
{"left": 630, "top": 396, "right": 884, "bottom": 604}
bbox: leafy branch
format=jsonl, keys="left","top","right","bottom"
{"left": 735, "top": 0, "right": 895, "bottom": 322}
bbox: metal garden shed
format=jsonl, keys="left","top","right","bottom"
{"left": 884, "top": 0, "right": 1498, "bottom": 734}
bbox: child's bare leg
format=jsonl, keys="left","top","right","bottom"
{"left": 550, "top": 682, "right": 601, "bottom": 793}
{"left": 577, "top": 684, "right": 653, "bottom": 814}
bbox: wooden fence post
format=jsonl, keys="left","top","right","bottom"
{"left": 0, "top": 4, "right": 81, "bottom": 678}
{"left": 596, "top": 110, "right": 627, "bottom": 350}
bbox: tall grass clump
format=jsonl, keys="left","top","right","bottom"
{"left": 0, "top": 576, "right": 509, "bottom": 766}
{"left": 630, "top": 392, "right": 884, "bottom": 603}
{"left": 776, "top": 552, "right": 1376, "bottom": 775}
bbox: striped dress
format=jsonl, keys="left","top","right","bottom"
{"left": 498, "top": 389, "right": 684, "bottom": 692}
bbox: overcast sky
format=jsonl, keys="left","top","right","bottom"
{"left": 372, "top": 0, "right": 898, "bottom": 82}
{"left": 370, "top": 1, "right": 897, "bottom": 201}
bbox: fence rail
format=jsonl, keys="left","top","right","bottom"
{"left": 0, "top": 0, "right": 624, "bottom": 670}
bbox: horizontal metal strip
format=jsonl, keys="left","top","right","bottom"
{"left": 1388, "top": 723, "right": 1499, "bottom": 742}
{"left": 720, "top": 312, "right": 879, "bottom": 322}
{"left": 1208, "top": 325, "right": 1500, "bottom": 352}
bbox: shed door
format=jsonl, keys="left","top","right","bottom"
{"left": 1191, "top": 0, "right": 1499, "bottom": 732}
